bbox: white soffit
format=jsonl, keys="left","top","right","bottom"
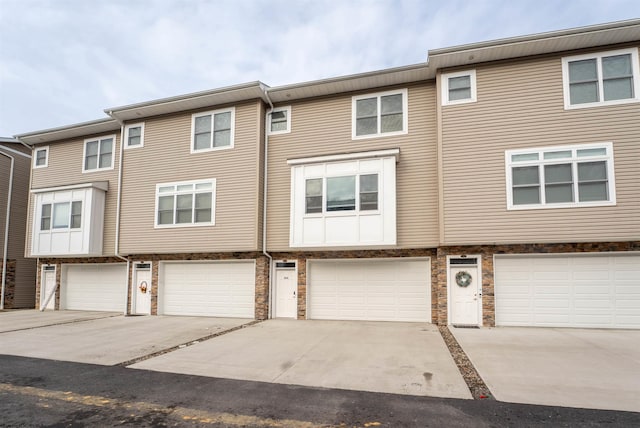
{"left": 105, "top": 82, "right": 267, "bottom": 121}
{"left": 15, "top": 118, "right": 120, "bottom": 145}
{"left": 429, "top": 19, "right": 640, "bottom": 70}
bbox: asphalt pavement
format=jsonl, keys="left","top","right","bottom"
{"left": 1, "top": 354, "right": 638, "bottom": 427}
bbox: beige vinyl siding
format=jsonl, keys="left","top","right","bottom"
{"left": 266, "top": 82, "right": 439, "bottom": 251}
{"left": 29, "top": 132, "right": 121, "bottom": 256}
{"left": 0, "top": 154, "right": 9, "bottom": 259}
{"left": 0, "top": 146, "right": 36, "bottom": 307}
{"left": 118, "top": 101, "right": 262, "bottom": 254}
{"left": 441, "top": 46, "right": 640, "bottom": 245}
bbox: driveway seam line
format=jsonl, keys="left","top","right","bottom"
{"left": 117, "top": 320, "right": 262, "bottom": 367}
{"left": 438, "top": 325, "right": 494, "bottom": 400}
{"left": 0, "top": 313, "right": 122, "bottom": 334}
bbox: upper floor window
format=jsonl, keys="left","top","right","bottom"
{"left": 352, "top": 89, "right": 408, "bottom": 139}
{"left": 268, "top": 106, "right": 291, "bottom": 135}
{"left": 33, "top": 146, "right": 49, "bottom": 168}
{"left": 124, "top": 123, "right": 144, "bottom": 149}
{"left": 191, "top": 108, "right": 235, "bottom": 153}
{"left": 305, "top": 174, "right": 378, "bottom": 214}
{"left": 155, "top": 179, "right": 216, "bottom": 227}
{"left": 562, "top": 48, "right": 640, "bottom": 109}
{"left": 441, "top": 70, "right": 477, "bottom": 105}
{"left": 505, "top": 142, "right": 616, "bottom": 210}
{"left": 83, "top": 135, "right": 115, "bottom": 172}
{"left": 40, "top": 201, "right": 82, "bottom": 231}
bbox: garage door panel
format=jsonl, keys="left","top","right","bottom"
{"left": 62, "top": 264, "right": 126, "bottom": 312}
{"left": 496, "top": 254, "right": 640, "bottom": 329}
{"left": 309, "top": 259, "right": 430, "bottom": 322}
{"left": 161, "top": 262, "right": 255, "bottom": 318}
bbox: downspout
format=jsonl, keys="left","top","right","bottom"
{"left": 107, "top": 112, "right": 130, "bottom": 315}
{"left": 0, "top": 151, "right": 15, "bottom": 310}
{"left": 261, "top": 87, "right": 274, "bottom": 319}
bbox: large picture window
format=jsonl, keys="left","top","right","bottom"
{"left": 40, "top": 201, "right": 82, "bottom": 231}
{"left": 562, "top": 48, "right": 640, "bottom": 109}
{"left": 305, "top": 174, "right": 379, "bottom": 214}
{"left": 155, "top": 179, "right": 216, "bottom": 227}
{"left": 506, "top": 143, "right": 616, "bottom": 210}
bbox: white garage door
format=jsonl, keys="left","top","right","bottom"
{"left": 495, "top": 254, "right": 640, "bottom": 329}
{"left": 160, "top": 261, "right": 255, "bottom": 318}
{"left": 61, "top": 264, "right": 127, "bottom": 311}
{"left": 308, "top": 259, "right": 431, "bottom": 322}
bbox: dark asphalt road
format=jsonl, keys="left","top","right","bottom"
{"left": 0, "top": 355, "right": 637, "bottom": 427}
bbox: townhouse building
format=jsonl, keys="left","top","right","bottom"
{"left": 16, "top": 19, "right": 640, "bottom": 329}
{"left": 0, "top": 138, "right": 36, "bottom": 309}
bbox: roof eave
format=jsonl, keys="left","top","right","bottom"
{"left": 15, "top": 118, "right": 120, "bottom": 145}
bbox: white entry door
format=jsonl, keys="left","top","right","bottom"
{"left": 133, "top": 263, "right": 152, "bottom": 315}
{"left": 275, "top": 267, "right": 297, "bottom": 318}
{"left": 449, "top": 257, "right": 481, "bottom": 326}
{"left": 41, "top": 266, "right": 56, "bottom": 310}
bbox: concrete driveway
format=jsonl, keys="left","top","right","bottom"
{"left": 130, "top": 319, "right": 471, "bottom": 399}
{"left": 0, "top": 310, "right": 251, "bottom": 365}
{"left": 451, "top": 327, "right": 640, "bottom": 413}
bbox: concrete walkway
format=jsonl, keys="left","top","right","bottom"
{"left": 0, "top": 311, "right": 251, "bottom": 365}
{"left": 451, "top": 327, "right": 640, "bottom": 413}
{"left": 131, "top": 319, "right": 471, "bottom": 399}
{"left": 0, "top": 310, "right": 120, "bottom": 332}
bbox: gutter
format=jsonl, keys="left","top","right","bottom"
{"left": 260, "top": 87, "right": 274, "bottom": 319}
{"left": 0, "top": 151, "right": 15, "bottom": 309}
{"left": 105, "top": 112, "right": 130, "bottom": 315}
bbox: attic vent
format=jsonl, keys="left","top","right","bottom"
{"left": 450, "top": 258, "right": 478, "bottom": 265}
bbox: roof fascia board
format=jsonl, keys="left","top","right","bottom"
{"left": 15, "top": 118, "right": 120, "bottom": 145}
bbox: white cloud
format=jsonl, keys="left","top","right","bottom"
{"left": 1, "top": 0, "right": 639, "bottom": 135}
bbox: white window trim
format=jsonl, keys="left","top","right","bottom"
{"left": 267, "top": 105, "right": 291, "bottom": 135}
{"left": 124, "top": 122, "right": 145, "bottom": 149}
{"left": 351, "top": 88, "right": 408, "bottom": 140}
{"left": 505, "top": 142, "right": 616, "bottom": 210}
{"left": 82, "top": 134, "right": 116, "bottom": 173}
{"left": 303, "top": 173, "right": 382, "bottom": 218}
{"left": 441, "top": 69, "right": 477, "bottom": 106}
{"left": 33, "top": 146, "right": 49, "bottom": 169}
{"left": 562, "top": 48, "right": 640, "bottom": 110}
{"left": 154, "top": 178, "right": 216, "bottom": 228}
{"left": 190, "top": 108, "right": 235, "bottom": 154}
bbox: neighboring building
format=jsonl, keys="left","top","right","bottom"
{"left": 15, "top": 19, "right": 640, "bottom": 329}
{"left": 0, "top": 138, "right": 36, "bottom": 309}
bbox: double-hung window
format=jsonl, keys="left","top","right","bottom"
{"left": 33, "top": 146, "right": 49, "bottom": 168}
{"left": 40, "top": 201, "right": 82, "bottom": 231}
{"left": 83, "top": 135, "right": 115, "bottom": 172}
{"left": 124, "top": 123, "right": 144, "bottom": 149}
{"left": 506, "top": 143, "right": 616, "bottom": 210}
{"left": 305, "top": 173, "right": 379, "bottom": 214}
{"left": 191, "top": 108, "right": 235, "bottom": 152}
{"left": 268, "top": 106, "right": 291, "bottom": 135}
{"left": 352, "top": 89, "right": 408, "bottom": 139}
{"left": 562, "top": 48, "right": 640, "bottom": 109}
{"left": 441, "top": 70, "right": 477, "bottom": 105}
{"left": 155, "top": 179, "right": 216, "bottom": 227}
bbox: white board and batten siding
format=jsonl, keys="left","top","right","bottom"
{"left": 159, "top": 261, "right": 255, "bottom": 318}
{"left": 61, "top": 264, "right": 127, "bottom": 311}
{"left": 308, "top": 259, "right": 431, "bottom": 322}
{"left": 495, "top": 254, "right": 640, "bottom": 329}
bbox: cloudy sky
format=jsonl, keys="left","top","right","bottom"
{"left": 1, "top": 0, "right": 638, "bottom": 136}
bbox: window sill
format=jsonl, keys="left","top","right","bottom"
{"left": 82, "top": 166, "right": 114, "bottom": 174}
{"left": 190, "top": 145, "right": 233, "bottom": 154}
{"left": 507, "top": 200, "right": 616, "bottom": 211}
{"left": 154, "top": 222, "right": 215, "bottom": 229}
{"left": 564, "top": 97, "right": 639, "bottom": 110}
{"left": 351, "top": 129, "right": 407, "bottom": 141}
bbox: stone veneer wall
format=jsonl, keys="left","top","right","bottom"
{"left": 270, "top": 249, "right": 438, "bottom": 321}
{"left": 1, "top": 259, "right": 16, "bottom": 308}
{"left": 436, "top": 241, "right": 640, "bottom": 327}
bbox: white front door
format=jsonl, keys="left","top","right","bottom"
{"left": 275, "top": 268, "right": 297, "bottom": 318}
{"left": 449, "top": 257, "right": 481, "bottom": 326}
{"left": 133, "top": 263, "right": 152, "bottom": 315}
{"left": 41, "top": 266, "right": 56, "bottom": 310}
